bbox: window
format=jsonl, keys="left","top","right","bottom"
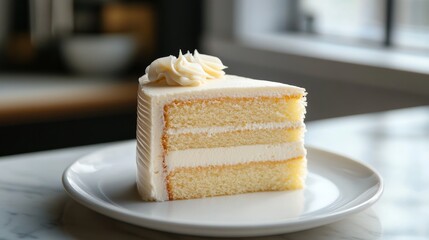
{"left": 204, "top": 0, "right": 429, "bottom": 97}
{"left": 300, "top": 0, "right": 384, "bottom": 43}
{"left": 395, "top": 0, "right": 429, "bottom": 49}
{"left": 285, "top": 0, "right": 429, "bottom": 50}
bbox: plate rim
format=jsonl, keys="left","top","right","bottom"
{"left": 62, "top": 141, "right": 384, "bottom": 236}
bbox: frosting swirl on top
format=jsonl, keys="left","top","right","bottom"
{"left": 139, "top": 50, "right": 227, "bottom": 86}
{"left": 192, "top": 50, "right": 226, "bottom": 79}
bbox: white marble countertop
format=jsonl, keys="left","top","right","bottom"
{"left": 0, "top": 106, "right": 428, "bottom": 239}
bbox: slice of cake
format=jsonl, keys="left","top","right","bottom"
{"left": 136, "top": 50, "right": 307, "bottom": 201}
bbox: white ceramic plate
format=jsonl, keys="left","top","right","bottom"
{"left": 62, "top": 141, "right": 383, "bottom": 237}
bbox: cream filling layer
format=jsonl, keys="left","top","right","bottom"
{"left": 165, "top": 142, "right": 305, "bottom": 172}
{"left": 166, "top": 122, "right": 304, "bottom": 135}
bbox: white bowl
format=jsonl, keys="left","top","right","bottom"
{"left": 62, "top": 35, "right": 136, "bottom": 76}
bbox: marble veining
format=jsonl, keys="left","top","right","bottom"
{"left": 0, "top": 106, "right": 428, "bottom": 239}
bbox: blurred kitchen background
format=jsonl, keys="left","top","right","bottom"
{"left": 0, "top": 0, "right": 428, "bottom": 156}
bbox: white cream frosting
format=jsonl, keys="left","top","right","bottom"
{"left": 192, "top": 50, "right": 226, "bottom": 79}
{"left": 136, "top": 91, "right": 166, "bottom": 201}
{"left": 165, "top": 142, "right": 305, "bottom": 172}
{"left": 166, "top": 122, "right": 304, "bottom": 135}
{"left": 141, "top": 75, "right": 306, "bottom": 99}
{"left": 136, "top": 75, "right": 307, "bottom": 201}
{"left": 139, "top": 50, "right": 227, "bottom": 86}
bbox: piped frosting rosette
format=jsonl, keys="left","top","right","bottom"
{"left": 139, "top": 50, "right": 227, "bottom": 86}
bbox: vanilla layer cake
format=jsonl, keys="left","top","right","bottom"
{"left": 136, "top": 75, "right": 307, "bottom": 201}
